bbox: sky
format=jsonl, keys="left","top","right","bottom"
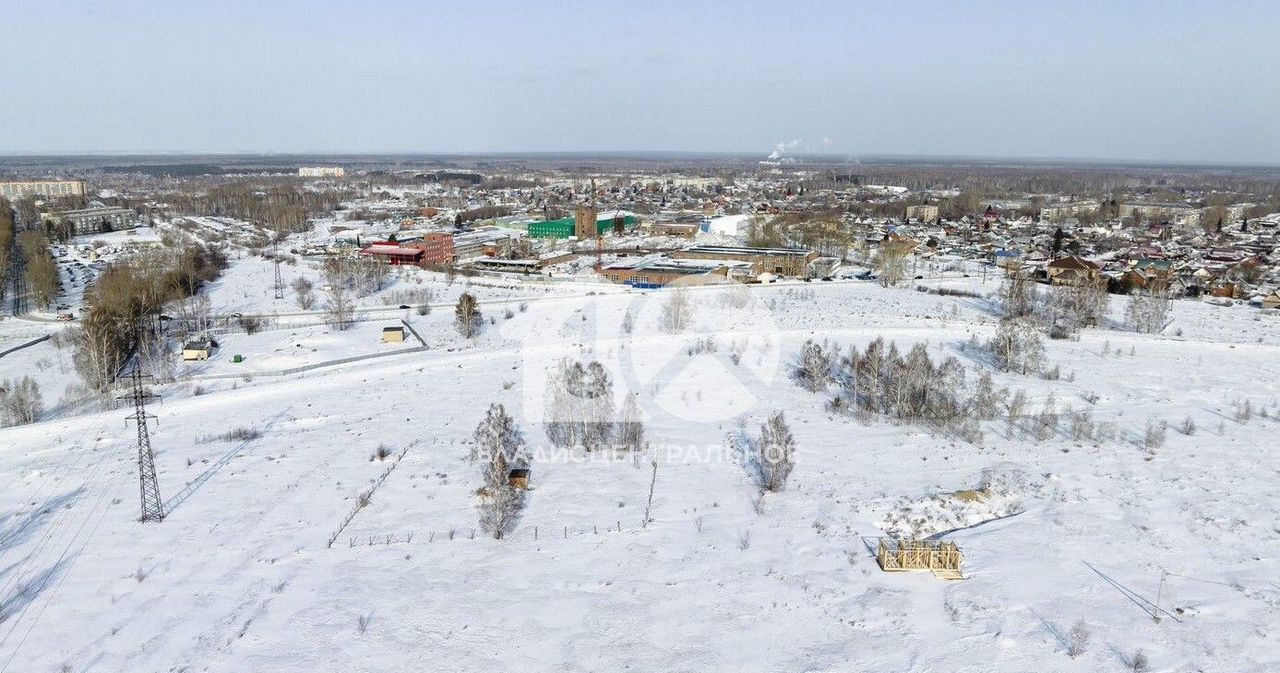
{"left": 2, "top": 0, "right": 1279, "bottom": 164}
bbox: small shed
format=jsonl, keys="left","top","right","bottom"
{"left": 507, "top": 468, "right": 530, "bottom": 490}
{"left": 381, "top": 326, "right": 406, "bottom": 343}
{"left": 182, "top": 339, "right": 217, "bottom": 361}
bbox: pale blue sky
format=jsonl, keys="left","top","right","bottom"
{"left": 3, "top": 0, "right": 1278, "bottom": 163}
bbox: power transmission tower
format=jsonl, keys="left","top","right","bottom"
{"left": 120, "top": 367, "right": 164, "bottom": 522}
{"left": 272, "top": 237, "right": 285, "bottom": 300}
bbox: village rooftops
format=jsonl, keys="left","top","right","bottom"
{"left": 1047, "top": 255, "right": 1101, "bottom": 270}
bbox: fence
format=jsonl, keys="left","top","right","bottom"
{"left": 325, "top": 442, "right": 415, "bottom": 548}
{"left": 336, "top": 518, "right": 644, "bottom": 548}
{"left": 399, "top": 318, "right": 427, "bottom": 346}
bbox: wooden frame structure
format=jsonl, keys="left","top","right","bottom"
{"left": 876, "top": 538, "right": 964, "bottom": 580}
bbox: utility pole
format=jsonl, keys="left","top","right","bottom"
{"left": 1153, "top": 568, "right": 1167, "bottom": 623}
{"left": 120, "top": 367, "right": 164, "bottom": 522}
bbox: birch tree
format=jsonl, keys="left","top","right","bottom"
{"left": 660, "top": 285, "right": 692, "bottom": 333}
{"left": 474, "top": 404, "right": 526, "bottom": 539}
{"left": 757, "top": 411, "right": 796, "bottom": 493}
{"left": 455, "top": 292, "right": 480, "bottom": 338}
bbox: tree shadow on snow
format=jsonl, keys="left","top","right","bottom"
{"left": 725, "top": 426, "right": 765, "bottom": 491}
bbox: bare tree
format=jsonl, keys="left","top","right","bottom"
{"left": 178, "top": 294, "right": 213, "bottom": 336}
{"left": 136, "top": 332, "right": 176, "bottom": 384}
{"left": 967, "top": 370, "right": 1007, "bottom": 420}
{"left": 874, "top": 240, "right": 910, "bottom": 287}
{"left": 1125, "top": 280, "right": 1171, "bottom": 334}
{"left": 18, "top": 231, "right": 59, "bottom": 310}
{"left": 1047, "top": 276, "right": 1108, "bottom": 337}
{"left": 544, "top": 358, "right": 615, "bottom": 451}
{"left": 473, "top": 404, "right": 526, "bottom": 539}
{"left": 998, "top": 262, "right": 1038, "bottom": 319}
{"left": 794, "top": 339, "right": 836, "bottom": 392}
{"left": 616, "top": 395, "right": 645, "bottom": 451}
{"left": 455, "top": 292, "right": 480, "bottom": 338}
{"left": 291, "top": 276, "right": 316, "bottom": 310}
{"left": 349, "top": 255, "right": 388, "bottom": 297}
{"left": 324, "top": 281, "right": 354, "bottom": 330}
{"left": 757, "top": 411, "right": 796, "bottom": 493}
{"left": 73, "top": 312, "right": 129, "bottom": 393}
{"left": 0, "top": 376, "right": 43, "bottom": 426}
{"left": 988, "top": 316, "right": 1045, "bottom": 374}
{"left": 660, "top": 285, "right": 692, "bottom": 333}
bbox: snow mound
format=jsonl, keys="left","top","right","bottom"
{"left": 869, "top": 465, "right": 1054, "bottom": 538}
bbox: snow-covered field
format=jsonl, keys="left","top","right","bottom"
{"left": 203, "top": 252, "right": 618, "bottom": 318}
{"left": 1, "top": 275, "right": 1278, "bottom": 672}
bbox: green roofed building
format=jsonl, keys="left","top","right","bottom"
{"left": 527, "top": 213, "right": 638, "bottom": 239}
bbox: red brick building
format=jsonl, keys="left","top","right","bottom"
{"left": 404, "top": 233, "right": 455, "bottom": 267}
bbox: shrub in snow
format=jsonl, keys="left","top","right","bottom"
{"left": 1234, "top": 399, "right": 1253, "bottom": 423}
{"left": 1067, "top": 619, "right": 1089, "bottom": 657}
{"left": 1068, "top": 408, "right": 1095, "bottom": 441}
{"left": 1142, "top": 420, "right": 1167, "bottom": 451}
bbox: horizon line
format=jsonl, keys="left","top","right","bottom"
{"left": 1, "top": 149, "right": 1278, "bottom": 171}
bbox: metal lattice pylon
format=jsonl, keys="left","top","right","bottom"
{"left": 272, "top": 239, "right": 285, "bottom": 300}
{"left": 122, "top": 367, "right": 165, "bottom": 522}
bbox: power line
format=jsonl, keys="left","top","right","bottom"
{"left": 0, "top": 454, "right": 127, "bottom": 673}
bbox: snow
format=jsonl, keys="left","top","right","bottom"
{"left": 1, "top": 270, "right": 1278, "bottom": 672}
{"left": 703, "top": 213, "right": 752, "bottom": 237}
